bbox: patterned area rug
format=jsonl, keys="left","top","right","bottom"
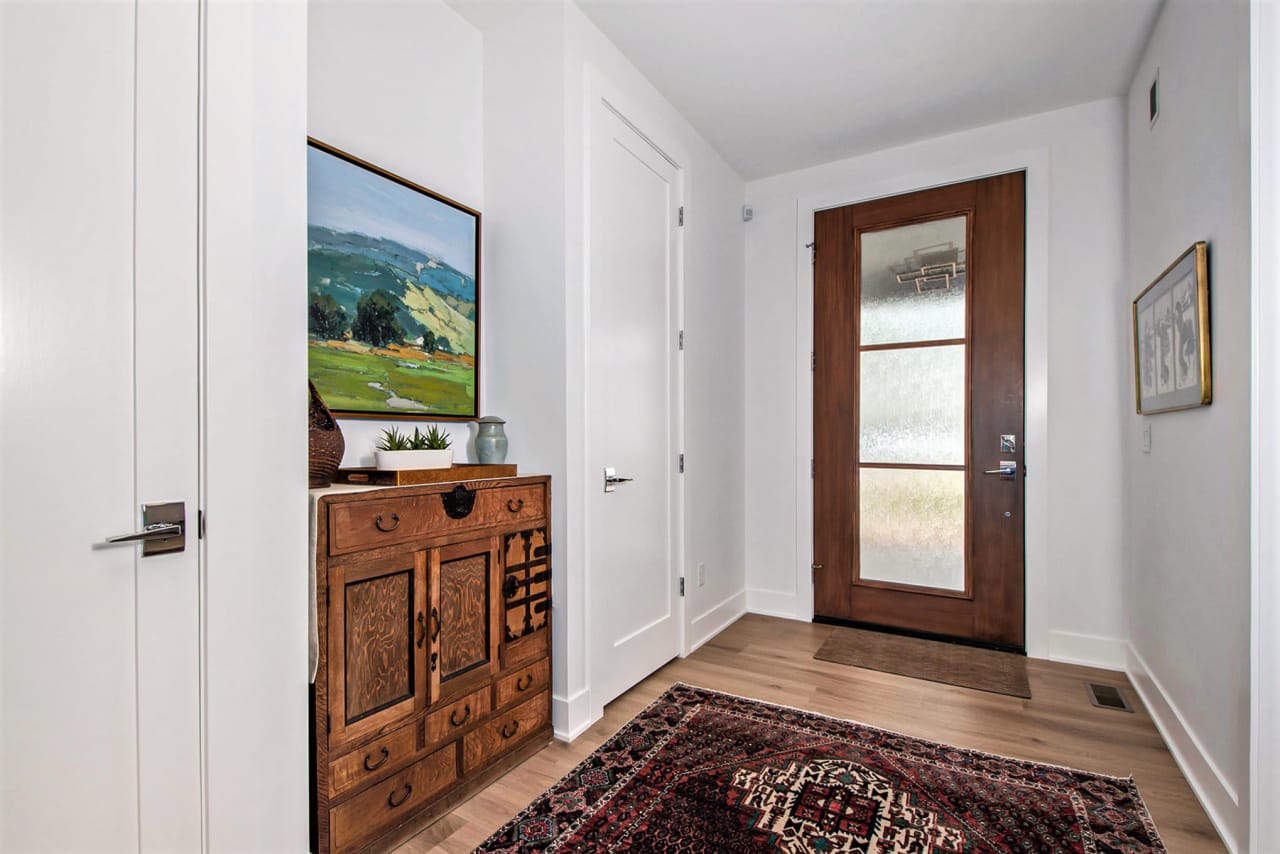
{"left": 475, "top": 683, "right": 1165, "bottom": 853}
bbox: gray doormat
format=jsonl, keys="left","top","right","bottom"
{"left": 813, "top": 626, "right": 1031, "bottom": 698}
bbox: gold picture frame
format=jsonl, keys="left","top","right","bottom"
{"left": 1132, "top": 241, "right": 1211, "bottom": 414}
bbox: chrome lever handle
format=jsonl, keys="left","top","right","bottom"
{"left": 603, "top": 467, "right": 634, "bottom": 492}
{"left": 983, "top": 461, "right": 1018, "bottom": 479}
{"left": 106, "top": 522, "right": 184, "bottom": 544}
{"left": 100, "top": 501, "right": 187, "bottom": 556}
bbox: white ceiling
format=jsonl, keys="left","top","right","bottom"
{"left": 574, "top": 0, "right": 1162, "bottom": 180}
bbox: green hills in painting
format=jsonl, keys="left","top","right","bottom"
{"left": 307, "top": 226, "right": 477, "bottom": 416}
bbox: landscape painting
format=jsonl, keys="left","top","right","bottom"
{"left": 307, "top": 139, "right": 479, "bottom": 418}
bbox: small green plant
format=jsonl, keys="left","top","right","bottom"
{"left": 418, "top": 425, "right": 452, "bottom": 450}
{"left": 376, "top": 425, "right": 451, "bottom": 451}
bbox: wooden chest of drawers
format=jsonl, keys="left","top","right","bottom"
{"left": 311, "top": 476, "right": 552, "bottom": 854}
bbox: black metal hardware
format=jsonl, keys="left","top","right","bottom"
{"left": 387, "top": 783, "right": 412, "bottom": 808}
{"left": 507, "top": 497, "right": 524, "bottom": 513}
{"left": 516, "top": 673, "right": 533, "bottom": 692}
{"left": 501, "top": 720, "right": 520, "bottom": 739}
{"left": 440, "top": 484, "right": 476, "bottom": 519}
{"left": 374, "top": 513, "right": 400, "bottom": 532}
{"left": 430, "top": 607, "right": 440, "bottom": 642}
{"left": 449, "top": 704, "right": 471, "bottom": 727}
{"left": 502, "top": 575, "right": 519, "bottom": 599}
{"left": 416, "top": 612, "right": 426, "bottom": 649}
{"left": 363, "top": 746, "right": 389, "bottom": 772}
{"left": 430, "top": 652, "right": 437, "bottom": 673}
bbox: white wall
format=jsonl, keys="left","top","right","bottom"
{"left": 743, "top": 98, "right": 1130, "bottom": 667}
{"left": 477, "top": 0, "right": 578, "bottom": 733}
{"left": 1124, "top": 1, "right": 1252, "bottom": 850}
{"left": 309, "top": 0, "right": 483, "bottom": 465}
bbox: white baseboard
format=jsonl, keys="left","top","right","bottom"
{"left": 1046, "top": 630, "right": 1128, "bottom": 670}
{"left": 687, "top": 590, "right": 747, "bottom": 654}
{"left": 1126, "top": 644, "right": 1241, "bottom": 853}
{"left": 745, "top": 587, "right": 807, "bottom": 620}
{"left": 552, "top": 687, "right": 596, "bottom": 743}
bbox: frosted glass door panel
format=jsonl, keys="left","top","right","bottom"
{"left": 860, "top": 216, "right": 966, "bottom": 346}
{"left": 859, "top": 468, "right": 965, "bottom": 591}
{"left": 860, "top": 345, "right": 965, "bottom": 464}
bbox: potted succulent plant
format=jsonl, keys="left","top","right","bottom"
{"left": 374, "top": 425, "right": 453, "bottom": 471}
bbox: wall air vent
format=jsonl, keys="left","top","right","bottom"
{"left": 1086, "top": 682, "right": 1134, "bottom": 713}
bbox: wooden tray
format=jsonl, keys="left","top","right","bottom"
{"left": 333, "top": 463, "right": 518, "bottom": 486}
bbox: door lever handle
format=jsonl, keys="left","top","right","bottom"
{"left": 603, "top": 467, "right": 634, "bottom": 492}
{"left": 983, "top": 461, "right": 1018, "bottom": 480}
{"left": 102, "top": 502, "right": 187, "bottom": 556}
{"left": 106, "top": 522, "right": 184, "bottom": 544}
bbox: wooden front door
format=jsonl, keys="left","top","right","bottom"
{"left": 813, "top": 173, "right": 1026, "bottom": 649}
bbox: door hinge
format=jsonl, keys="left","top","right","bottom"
{"left": 679, "top": 577, "right": 685, "bottom": 596}
{"left": 678, "top": 206, "right": 684, "bottom": 227}
{"left": 811, "top": 459, "right": 815, "bottom": 478}
{"left": 805, "top": 241, "right": 815, "bottom": 264}
{"left": 810, "top": 351, "right": 815, "bottom": 371}
{"left": 678, "top": 453, "right": 685, "bottom": 473}
{"left": 678, "top": 330, "right": 684, "bottom": 350}
{"left": 198, "top": 509, "right": 206, "bottom": 539}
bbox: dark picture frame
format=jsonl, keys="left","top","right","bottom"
{"left": 307, "top": 138, "right": 480, "bottom": 420}
{"left": 1132, "top": 241, "right": 1211, "bottom": 415}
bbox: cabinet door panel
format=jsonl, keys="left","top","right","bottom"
{"left": 345, "top": 571, "right": 413, "bottom": 721}
{"left": 430, "top": 538, "right": 500, "bottom": 702}
{"left": 329, "top": 551, "right": 428, "bottom": 747}
{"left": 502, "top": 528, "right": 551, "bottom": 642}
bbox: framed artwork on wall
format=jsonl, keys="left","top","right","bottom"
{"left": 307, "top": 138, "right": 480, "bottom": 419}
{"left": 1132, "top": 241, "right": 1211, "bottom": 415}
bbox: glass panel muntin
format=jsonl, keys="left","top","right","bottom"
{"left": 855, "top": 214, "right": 971, "bottom": 595}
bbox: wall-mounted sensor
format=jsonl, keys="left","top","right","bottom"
{"left": 742, "top": 204, "right": 753, "bottom": 222}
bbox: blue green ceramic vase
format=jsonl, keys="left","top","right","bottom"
{"left": 476, "top": 416, "right": 508, "bottom": 464}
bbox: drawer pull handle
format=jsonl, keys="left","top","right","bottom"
{"left": 374, "top": 513, "right": 400, "bottom": 533}
{"left": 430, "top": 607, "right": 440, "bottom": 642}
{"left": 501, "top": 720, "right": 521, "bottom": 739}
{"left": 416, "top": 612, "right": 426, "bottom": 649}
{"left": 387, "top": 783, "right": 412, "bottom": 808}
{"left": 507, "top": 498, "right": 524, "bottom": 513}
{"left": 516, "top": 673, "right": 533, "bottom": 692}
{"left": 363, "top": 747, "right": 389, "bottom": 772}
{"left": 449, "top": 704, "right": 471, "bottom": 727}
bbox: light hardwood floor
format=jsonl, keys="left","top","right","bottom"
{"left": 395, "top": 613, "right": 1225, "bottom": 853}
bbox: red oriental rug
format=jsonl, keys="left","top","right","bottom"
{"left": 475, "top": 683, "right": 1165, "bottom": 853}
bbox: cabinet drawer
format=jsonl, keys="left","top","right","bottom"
{"left": 329, "top": 745, "right": 456, "bottom": 854}
{"left": 329, "top": 719, "right": 420, "bottom": 800}
{"left": 495, "top": 658, "right": 550, "bottom": 710}
{"left": 424, "top": 686, "right": 490, "bottom": 746}
{"left": 462, "top": 691, "right": 550, "bottom": 775}
{"left": 504, "top": 629, "right": 549, "bottom": 670}
{"left": 329, "top": 483, "right": 545, "bottom": 555}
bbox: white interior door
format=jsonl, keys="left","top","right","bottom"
{"left": 587, "top": 99, "right": 683, "bottom": 709}
{"left": 0, "top": 2, "right": 204, "bottom": 850}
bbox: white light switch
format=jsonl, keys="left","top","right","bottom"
{"left": 1142, "top": 424, "right": 1152, "bottom": 453}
